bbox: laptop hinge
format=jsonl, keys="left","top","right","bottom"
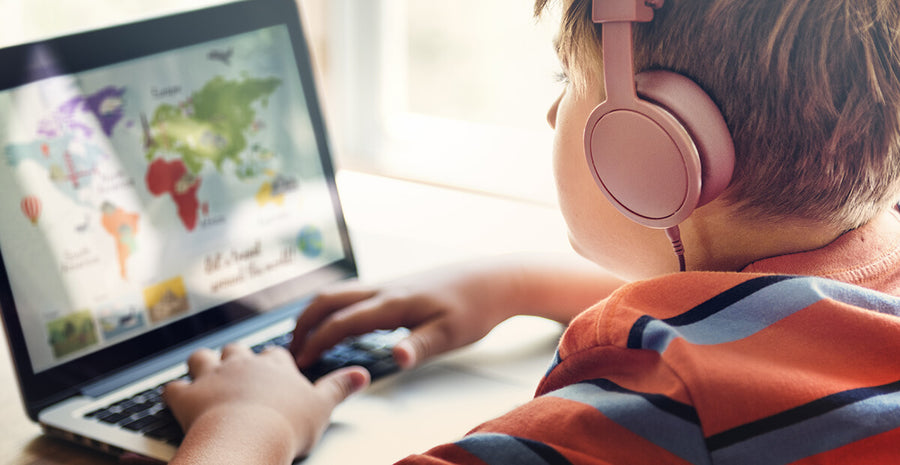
{"left": 80, "top": 305, "right": 301, "bottom": 398}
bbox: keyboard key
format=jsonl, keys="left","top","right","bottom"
{"left": 121, "top": 414, "right": 162, "bottom": 432}
{"left": 144, "top": 422, "right": 184, "bottom": 445}
{"left": 95, "top": 409, "right": 131, "bottom": 424}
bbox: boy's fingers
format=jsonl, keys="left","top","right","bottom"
{"left": 220, "top": 343, "right": 250, "bottom": 359}
{"left": 392, "top": 322, "right": 454, "bottom": 370}
{"left": 290, "top": 288, "right": 377, "bottom": 354}
{"left": 294, "top": 299, "right": 392, "bottom": 367}
{"left": 313, "top": 366, "right": 370, "bottom": 407}
{"left": 186, "top": 348, "right": 218, "bottom": 377}
{"left": 161, "top": 379, "right": 190, "bottom": 400}
{"left": 260, "top": 345, "right": 295, "bottom": 366}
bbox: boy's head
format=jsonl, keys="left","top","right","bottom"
{"left": 537, "top": 0, "right": 900, "bottom": 232}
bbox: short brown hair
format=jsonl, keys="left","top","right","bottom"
{"left": 536, "top": 0, "right": 900, "bottom": 229}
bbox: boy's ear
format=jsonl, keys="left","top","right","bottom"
{"left": 634, "top": 70, "right": 734, "bottom": 209}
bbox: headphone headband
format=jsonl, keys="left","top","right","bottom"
{"left": 584, "top": 0, "right": 734, "bottom": 271}
{"left": 592, "top": 0, "right": 663, "bottom": 24}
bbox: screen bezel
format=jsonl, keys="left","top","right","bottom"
{"left": 0, "top": 0, "right": 357, "bottom": 420}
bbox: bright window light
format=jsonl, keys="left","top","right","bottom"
{"left": 317, "top": 0, "right": 563, "bottom": 205}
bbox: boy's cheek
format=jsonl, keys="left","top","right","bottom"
{"left": 556, "top": 175, "right": 678, "bottom": 280}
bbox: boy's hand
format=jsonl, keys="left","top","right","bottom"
{"left": 163, "top": 344, "right": 369, "bottom": 464}
{"left": 291, "top": 264, "right": 516, "bottom": 370}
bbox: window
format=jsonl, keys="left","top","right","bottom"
{"left": 0, "top": 0, "right": 563, "bottom": 204}
{"left": 311, "top": 0, "right": 563, "bottom": 205}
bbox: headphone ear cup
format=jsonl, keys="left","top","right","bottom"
{"left": 635, "top": 71, "right": 734, "bottom": 208}
{"left": 585, "top": 98, "right": 699, "bottom": 227}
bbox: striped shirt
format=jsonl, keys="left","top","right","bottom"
{"left": 398, "top": 210, "right": 900, "bottom": 464}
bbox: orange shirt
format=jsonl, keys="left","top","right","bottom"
{"left": 399, "top": 209, "right": 900, "bottom": 464}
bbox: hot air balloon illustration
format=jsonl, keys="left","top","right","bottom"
{"left": 20, "top": 196, "right": 41, "bottom": 225}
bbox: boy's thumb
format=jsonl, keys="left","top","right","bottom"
{"left": 314, "top": 366, "right": 370, "bottom": 406}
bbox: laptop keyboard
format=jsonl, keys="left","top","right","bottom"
{"left": 84, "top": 382, "right": 184, "bottom": 444}
{"left": 298, "top": 328, "right": 408, "bottom": 381}
{"left": 83, "top": 328, "right": 408, "bottom": 445}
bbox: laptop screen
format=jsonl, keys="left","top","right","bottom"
{"left": 0, "top": 0, "right": 355, "bottom": 408}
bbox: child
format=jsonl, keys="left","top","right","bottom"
{"left": 163, "top": 0, "right": 900, "bottom": 463}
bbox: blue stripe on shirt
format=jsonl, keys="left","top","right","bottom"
{"left": 455, "top": 433, "right": 573, "bottom": 465}
{"left": 543, "top": 349, "right": 561, "bottom": 379}
{"left": 625, "top": 275, "right": 793, "bottom": 348}
{"left": 708, "top": 379, "right": 900, "bottom": 465}
{"left": 630, "top": 276, "right": 900, "bottom": 353}
{"left": 545, "top": 379, "right": 711, "bottom": 465}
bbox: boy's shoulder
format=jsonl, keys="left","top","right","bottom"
{"left": 559, "top": 271, "right": 900, "bottom": 360}
{"left": 580, "top": 205, "right": 900, "bottom": 350}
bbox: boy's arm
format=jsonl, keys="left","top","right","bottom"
{"left": 164, "top": 345, "right": 369, "bottom": 465}
{"left": 292, "top": 253, "right": 624, "bottom": 369}
{"left": 168, "top": 405, "right": 298, "bottom": 465}
{"left": 510, "top": 254, "right": 626, "bottom": 323}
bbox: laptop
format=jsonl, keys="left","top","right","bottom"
{"left": 0, "top": 0, "right": 400, "bottom": 460}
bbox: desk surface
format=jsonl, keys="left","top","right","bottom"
{"left": 1, "top": 171, "right": 578, "bottom": 464}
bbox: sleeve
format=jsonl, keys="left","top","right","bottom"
{"left": 395, "top": 331, "right": 712, "bottom": 465}
{"left": 395, "top": 394, "right": 707, "bottom": 465}
{"left": 393, "top": 378, "right": 709, "bottom": 464}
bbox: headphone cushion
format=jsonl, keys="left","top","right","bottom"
{"left": 635, "top": 70, "right": 734, "bottom": 207}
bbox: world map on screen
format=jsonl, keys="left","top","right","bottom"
{"left": 0, "top": 25, "right": 342, "bottom": 369}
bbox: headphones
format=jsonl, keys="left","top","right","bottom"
{"left": 584, "top": 0, "right": 735, "bottom": 270}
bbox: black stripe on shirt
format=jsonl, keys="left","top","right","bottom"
{"left": 586, "top": 378, "right": 701, "bottom": 425}
{"left": 626, "top": 275, "right": 796, "bottom": 349}
{"left": 516, "top": 437, "right": 574, "bottom": 465}
{"left": 626, "top": 315, "right": 655, "bottom": 349}
{"left": 706, "top": 378, "right": 900, "bottom": 451}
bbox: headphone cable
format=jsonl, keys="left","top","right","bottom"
{"left": 665, "top": 226, "right": 686, "bottom": 272}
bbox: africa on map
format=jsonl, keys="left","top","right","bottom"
{"left": 144, "top": 75, "right": 283, "bottom": 231}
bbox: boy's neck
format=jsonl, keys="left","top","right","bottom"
{"left": 682, "top": 204, "right": 849, "bottom": 272}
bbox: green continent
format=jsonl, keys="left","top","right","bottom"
{"left": 147, "top": 76, "right": 281, "bottom": 176}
